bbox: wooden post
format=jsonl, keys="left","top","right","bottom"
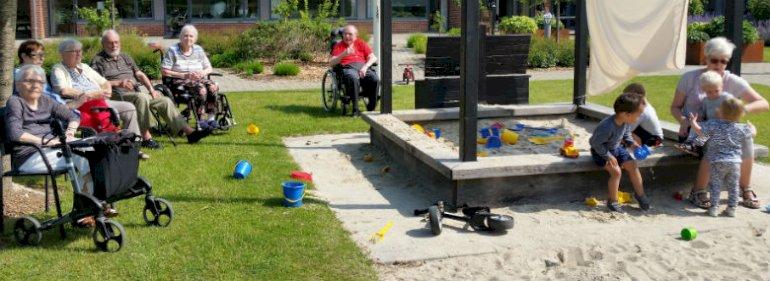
{"left": 573, "top": 0, "right": 588, "bottom": 105}
{"left": 725, "top": 0, "right": 742, "bottom": 75}
{"left": 460, "top": 0, "right": 480, "bottom": 162}
{"left": 380, "top": 0, "right": 393, "bottom": 114}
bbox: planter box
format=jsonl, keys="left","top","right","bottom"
{"left": 535, "top": 29, "right": 571, "bottom": 39}
{"left": 686, "top": 41, "right": 764, "bottom": 65}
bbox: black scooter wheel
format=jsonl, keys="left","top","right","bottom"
{"left": 486, "top": 214, "right": 514, "bottom": 232}
{"left": 13, "top": 216, "right": 42, "bottom": 246}
{"left": 428, "top": 205, "right": 442, "bottom": 236}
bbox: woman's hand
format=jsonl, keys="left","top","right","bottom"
{"left": 43, "top": 138, "right": 60, "bottom": 147}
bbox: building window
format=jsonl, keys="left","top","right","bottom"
{"left": 339, "top": 0, "right": 356, "bottom": 18}
{"left": 189, "top": 0, "right": 259, "bottom": 19}
{"left": 393, "top": 0, "right": 426, "bottom": 18}
{"left": 77, "top": 0, "right": 153, "bottom": 19}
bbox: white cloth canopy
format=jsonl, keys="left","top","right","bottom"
{"left": 586, "top": 0, "right": 688, "bottom": 95}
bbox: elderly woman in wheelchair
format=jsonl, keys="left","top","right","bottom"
{"left": 326, "top": 25, "right": 380, "bottom": 116}
{"left": 160, "top": 24, "right": 223, "bottom": 129}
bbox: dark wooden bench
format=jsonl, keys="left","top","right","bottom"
{"left": 415, "top": 35, "right": 531, "bottom": 108}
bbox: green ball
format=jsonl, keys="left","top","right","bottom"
{"left": 681, "top": 228, "right": 698, "bottom": 241}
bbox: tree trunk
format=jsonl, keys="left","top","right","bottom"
{"left": 1, "top": 0, "right": 17, "bottom": 106}
{"left": 0, "top": 0, "right": 17, "bottom": 210}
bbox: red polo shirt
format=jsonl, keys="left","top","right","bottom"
{"left": 331, "top": 39, "right": 372, "bottom": 66}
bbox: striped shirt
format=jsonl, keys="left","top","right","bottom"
{"left": 161, "top": 43, "right": 211, "bottom": 73}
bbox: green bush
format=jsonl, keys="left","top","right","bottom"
{"left": 705, "top": 16, "right": 761, "bottom": 44}
{"left": 77, "top": 0, "right": 120, "bottom": 36}
{"left": 293, "top": 51, "right": 315, "bottom": 63}
{"left": 499, "top": 16, "right": 537, "bottom": 34}
{"left": 198, "top": 29, "right": 245, "bottom": 58}
{"left": 431, "top": 11, "right": 446, "bottom": 33}
{"left": 687, "top": 22, "right": 711, "bottom": 43}
{"left": 528, "top": 36, "right": 558, "bottom": 68}
{"left": 407, "top": 33, "right": 427, "bottom": 48}
{"left": 210, "top": 51, "right": 241, "bottom": 68}
{"left": 234, "top": 60, "right": 264, "bottom": 74}
{"left": 413, "top": 36, "right": 428, "bottom": 54}
{"left": 534, "top": 12, "right": 564, "bottom": 30}
{"left": 555, "top": 39, "right": 575, "bottom": 67}
{"left": 689, "top": 0, "right": 706, "bottom": 16}
{"left": 38, "top": 32, "right": 161, "bottom": 79}
{"left": 358, "top": 32, "right": 371, "bottom": 43}
{"left": 447, "top": 27, "right": 461, "bottom": 37}
{"left": 273, "top": 61, "right": 300, "bottom": 76}
{"left": 749, "top": 0, "right": 770, "bottom": 20}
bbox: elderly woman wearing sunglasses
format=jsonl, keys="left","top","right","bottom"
{"left": 670, "top": 37, "right": 769, "bottom": 210}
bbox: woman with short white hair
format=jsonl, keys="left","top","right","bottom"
{"left": 160, "top": 24, "right": 219, "bottom": 126}
{"left": 670, "top": 36, "right": 770, "bottom": 209}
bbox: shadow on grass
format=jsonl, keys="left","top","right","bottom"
{"left": 0, "top": 222, "right": 103, "bottom": 253}
{"left": 162, "top": 194, "right": 327, "bottom": 208}
{"left": 265, "top": 104, "right": 353, "bottom": 118}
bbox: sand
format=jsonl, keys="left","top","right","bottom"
{"left": 285, "top": 133, "right": 770, "bottom": 281}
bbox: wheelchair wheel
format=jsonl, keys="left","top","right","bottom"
{"left": 321, "top": 70, "right": 338, "bottom": 112}
{"left": 93, "top": 219, "right": 126, "bottom": 252}
{"left": 143, "top": 198, "right": 174, "bottom": 227}
{"left": 14, "top": 216, "right": 42, "bottom": 246}
{"left": 361, "top": 94, "right": 377, "bottom": 112}
{"left": 216, "top": 94, "right": 235, "bottom": 130}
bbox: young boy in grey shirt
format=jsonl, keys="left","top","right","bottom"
{"left": 589, "top": 92, "right": 651, "bottom": 212}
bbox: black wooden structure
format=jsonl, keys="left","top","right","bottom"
{"left": 377, "top": 0, "right": 745, "bottom": 162}
{"left": 414, "top": 35, "right": 531, "bottom": 108}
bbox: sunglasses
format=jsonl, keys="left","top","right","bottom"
{"left": 709, "top": 58, "right": 729, "bottom": 65}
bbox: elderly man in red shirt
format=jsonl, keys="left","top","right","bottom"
{"left": 330, "top": 25, "right": 379, "bottom": 114}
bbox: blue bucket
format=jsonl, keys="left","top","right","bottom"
{"left": 282, "top": 181, "right": 305, "bottom": 207}
{"left": 233, "top": 160, "right": 252, "bottom": 179}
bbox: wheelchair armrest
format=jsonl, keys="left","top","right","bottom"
{"left": 208, "top": 73, "right": 223, "bottom": 79}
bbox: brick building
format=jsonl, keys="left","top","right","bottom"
{"left": 16, "top": 0, "right": 451, "bottom": 38}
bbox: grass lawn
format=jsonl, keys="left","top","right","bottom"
{"left": 0, "top": 75, "right": 768, "bottom": 279}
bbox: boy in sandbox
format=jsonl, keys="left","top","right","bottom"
{"left": 589, "top": 92, "right": 651, "bottom": 212}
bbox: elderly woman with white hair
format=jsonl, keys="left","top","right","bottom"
{"left": 5, "top": 65, "right": 91, "bottom": 188}
{"left": 160, "top": 24, "right": 219, "bottom": 126}
{"left": 671, "top": 36, "right": 770, "bottom": 209}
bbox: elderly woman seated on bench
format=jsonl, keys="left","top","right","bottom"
{"left": 5, "top": 65, "right": 92, "bottom": 192}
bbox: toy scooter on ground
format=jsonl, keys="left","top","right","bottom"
{"left": 414, "top": 201, "right": 514, "bottom": 236}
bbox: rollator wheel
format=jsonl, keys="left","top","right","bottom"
{"left": 143, "top": 198, "right": 174, "bottom": 227}
{"left": 217, "top": 117, "right": 233, "bottom": 131}
{"left": 93, "top": 219, "right": 126, "bottom": 252}
{"left": 13, "top": 216, "right": 42, "bottom": 246}
{"left": 428, "top": 205, "right": 442, "bottom": 236}
{"left": 486, "top": 214, "right": 514, "bottom": 232}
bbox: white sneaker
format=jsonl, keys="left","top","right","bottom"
{"left": 723, "top": 206, "right": 736, "bottom": 217}
{"left": 707, "top": 206, "right": 719, "bottom": 217}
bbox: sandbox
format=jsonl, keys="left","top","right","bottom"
{"left": 362, "top": 103, "right": 768, "bottom": 205}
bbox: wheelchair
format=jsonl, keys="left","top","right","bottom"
{"left": 321, "top": 28, "right": 380, "bottom": 116}
{"left": 0, "top": 110, "right": 173, "bottom": 252}
{"left": 151, "top": 49, "right": 235, "bottom": 132}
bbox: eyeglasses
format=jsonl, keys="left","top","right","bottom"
{"left": 709, "top": 58, "right": 729, "bottom": 65}
{"left": 64, "top": 49, "right": 83, "bottom": 54}
{"left": 21, "top": 79, "right": 45, "bottom": 86}
{"left": 27, "top": 52, "right": 45, "bottom": 58}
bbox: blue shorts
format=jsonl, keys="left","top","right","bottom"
{"left": 591, "top": 147, "right": 633, "bottom": 167}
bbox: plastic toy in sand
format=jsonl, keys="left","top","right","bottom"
{"left": 510, "top": 122, "right": 559, "bottom": 135}
{"left": 247, "top": 123, "right": 260, "bottom": 135}
{"left": 479, "top": 127, "right": 500, "bottom": 138}
{"left": 617, "top": 191, "right": 633, "bottom": 204}
{"left": 560, "top": 138, "right": 579, "bottom": 158}
{"left": 673, "top": 191, "right": 684, "bottom": 201}
{"left": 529, "top": 135, "right": 563, "bottom": 145}
{"left": 681, "top": 228, "right": 698, "bottom": 240}
{"left": 501, "top": 129, "right": 519, "bottom": 145}
{"left": 585, "top": 197, "right": 599, "bottom": 207}
{"left": 486, "top": 136, "right": 502, "bottom": 149}
{"left": 477, "top": 151, "right": 489, "bottom": 157}
{"left": 411, "top": 124, "right": 425, "bottom": 134}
